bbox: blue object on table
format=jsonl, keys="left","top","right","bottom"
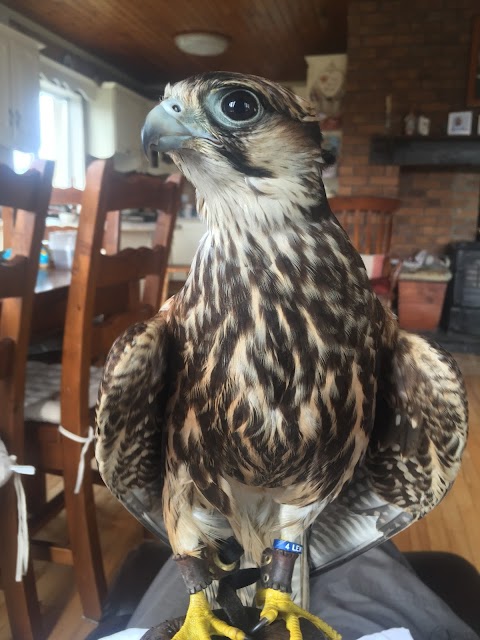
{"left": 0, "top": 246, "right": 49, "bottom": 267}
{"left": 39, "top": 246, "right": 50, "bottom": 267}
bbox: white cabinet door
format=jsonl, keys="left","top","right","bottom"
{"left": 89, "top": 83, "right": 150, "bottom": 159}
{"left": 169, "top": 219, "right": 207, "bottom": 266}
{"left": 0, "top": 26, "right": 40, "bottom": 154}
{"left": 88, "top": 88, "right": 115, "bottom": 158}
{"left": 115, "top": 87, "right": 148, "bottom": 155}
{"left": 120, "top": 225, "right": 155, "bottom": 250}
{"left": 10, "top": 40, "right": 40, "bottom": 153}
{"left": 0, "top": 38, "right": 14, "bottom": 148}
{"left": 114, "top": 88, "right": 135, "bottom": 155}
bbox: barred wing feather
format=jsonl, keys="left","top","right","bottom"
{"left": 95, "top": 313, "right": 170, "bottom": 544}
{"left": 309, "top": 331, "right": 468, "bottom": 576}
{"left": 308, "top": 467, "right": 412, "bottom": 576}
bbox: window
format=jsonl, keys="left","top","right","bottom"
{"left": 13, "top": 79, "right": 86, "bottom": 188}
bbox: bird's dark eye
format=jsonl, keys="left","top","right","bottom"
{"left": 221, "top": 90, "right": 259, "bottom": 121}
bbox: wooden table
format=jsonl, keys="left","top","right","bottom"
{"left": 35, "top": 268, "right": 72, "bottom": 295}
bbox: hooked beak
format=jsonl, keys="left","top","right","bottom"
{"left": 141, "top": 98, "right": 221, "bottom": 159}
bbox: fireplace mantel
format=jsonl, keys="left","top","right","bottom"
{"left": 370, "top": 135, "right": 480, "bottom": 168}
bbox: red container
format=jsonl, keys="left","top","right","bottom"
{"left": 398, "top": 279, "right": 448, "bottom": 331}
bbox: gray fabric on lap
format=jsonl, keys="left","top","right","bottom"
{"left": 127, "top": 543, "right": 479, "bottom": 639}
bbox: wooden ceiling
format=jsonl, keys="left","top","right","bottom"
{"left": 2, "top": 0, "right": 348, "bottom": 87}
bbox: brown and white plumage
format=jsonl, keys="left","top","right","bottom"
{"left": 95, "top": 72, "right": 468, "bottom": 631}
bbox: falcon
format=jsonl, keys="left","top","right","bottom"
{"left": 95, "top": 72, "right": 468, "bottom": 640}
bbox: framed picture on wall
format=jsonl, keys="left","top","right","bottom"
{"left": 447, "top": 111, "right": 473, "bottom": 135}
{"left": 466, "top": 15, "right": 480, "bottom": 106}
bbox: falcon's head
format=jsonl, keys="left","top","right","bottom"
{"left": 142, "top": 72, "right": 332, "bottom": 222}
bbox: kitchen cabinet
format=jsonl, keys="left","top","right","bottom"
{"left": 0, "top": 24, "right": 41, "bottom": 153}
{"left": 119, "top": 221, "right": 156, "bottom": 251}
{"left": 169, "top": 218, "right": 207, "bottom": 266}
{"left": 88, "top": 82, "right": 151, "bottom": 159}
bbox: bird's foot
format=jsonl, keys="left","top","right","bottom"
{"left": 253, "top": 588, "right": 341, "bottom": 640}
{"left": 172, "top": 591, "right": 250, "bottom": 640}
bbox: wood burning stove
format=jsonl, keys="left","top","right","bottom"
{"left": 441, "top": 242, "right": 480, "bottom": 336}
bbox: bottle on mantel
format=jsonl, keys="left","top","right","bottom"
{"left": 403, "top": 106, "right": 417, "bottom": 136}
{"left": 417, "top": 113, "right": 431, "bottom": 136}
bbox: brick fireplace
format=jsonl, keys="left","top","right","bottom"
{"left": 338, "top": 0, "right": 480, "bottom": 258}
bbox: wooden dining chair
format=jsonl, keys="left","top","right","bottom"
{"left": 0, "top": 160, "right": 55, "bottom": 640}
{"left": 328, "top": 196, "right": 401, "bottom": 307}
{"left": 22, "top": 158, "right": 182, "bottom": 622}
{"left": 48, "top": 185, "right": 121, "bottom": 255}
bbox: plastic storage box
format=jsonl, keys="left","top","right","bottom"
{"left": 49, "top": 230, "right": 77, "bottom": 269}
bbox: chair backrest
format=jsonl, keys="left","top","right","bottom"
{"left": 60, "top": 158, "right": 182, "bottom": 434}
{"left": 328, "top": 196, "right": 401, "bottom": 255}
{"left": 0, "top": 160, "right": 54, "bottom": 456}
{"left": 49, "top": 186, "right": 83, "bottom": 207}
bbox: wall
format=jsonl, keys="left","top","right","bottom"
{"left": 338, "top": 0, "right": 480, "bottom": 257}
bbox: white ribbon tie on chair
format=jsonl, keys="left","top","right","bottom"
{"left": 0, "top": 438, "right": 36, "bottom": 582}
{"left": 58, "top": 425, "right": 95, "bottom": 494}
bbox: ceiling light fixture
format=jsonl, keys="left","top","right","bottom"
{"left": 174, "top": 32, "right": 229, "bottom": 57}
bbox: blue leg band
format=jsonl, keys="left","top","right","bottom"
{"left": 273, "top": 539, "right": 303, "bottom": 554}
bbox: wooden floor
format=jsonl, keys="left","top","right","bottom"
{"left": 0, "top": 352, "right": 478, "bottom": 640}
{"left": 0, "top": 481, "right": 144, "bottom": 640}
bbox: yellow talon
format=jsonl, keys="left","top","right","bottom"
{"left": 255, "top": 587, "right": 342, "bottom": 640}
{"left": 172, "top": 591, "right": 247, "bottom": 640}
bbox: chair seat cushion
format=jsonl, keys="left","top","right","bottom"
{"left": 24, "top": 361, "right": 104, "bottom": 424}
{"left": 370, "top": 276, "right": 391, "bottom": 296}
{"left": 360, "top": 253, "right": 385, "bottom": 279}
